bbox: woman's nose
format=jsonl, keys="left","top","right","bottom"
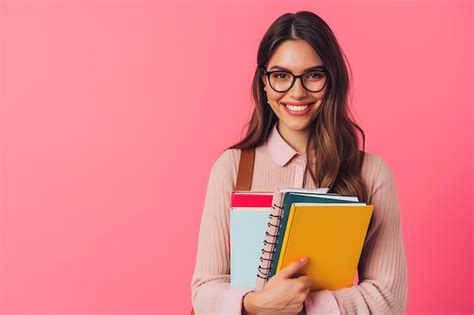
{"left": 288, "top": 77, "right": 308, "bottom": 98}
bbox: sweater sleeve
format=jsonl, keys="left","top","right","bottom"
{"left": 191, "top": 149, "right": 252, "bottom": 314}
{"left": 315, "top": 155, "right": 408, "bottom": 314}
{"left": 304, "top": 289, "right": 343, "bottom": 314}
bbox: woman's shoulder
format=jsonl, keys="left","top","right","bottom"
{"left": 362, "top": 151, "right": 383, "bottom": 169}
{"left": 361, "top": 151, "right": 396, "bottom": 187}
{"left": 208, "top": 148, "right": 241, "bottom": 179}
{"left": 212, "top": 148, "right": 240, "bottom": 167}
{"left": 207, "top": 148, "right": 258, "bottom": 191}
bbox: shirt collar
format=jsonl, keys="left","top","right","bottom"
{"left": 267, "top": 123, "right": 305, "bottom": 166}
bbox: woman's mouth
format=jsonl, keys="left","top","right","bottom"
{"left": 281, "top": 102, "right": 315, "bottom": 116}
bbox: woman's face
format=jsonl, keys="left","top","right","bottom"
{"left": 262, "top": 39, "right": 328, "bottom": 136}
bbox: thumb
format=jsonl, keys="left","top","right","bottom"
{"left": 277, "top": 256, "right": 309, "bottom": 279}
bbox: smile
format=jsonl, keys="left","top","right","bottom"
{"left": 281, "top": 102, "right": 315, "bottom": 116}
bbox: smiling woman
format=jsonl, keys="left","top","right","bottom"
{"left": 191, "top": 10, "right": 407, "bottom": 315}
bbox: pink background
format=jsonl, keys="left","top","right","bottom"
{"left": 0, "top": 0, "right": 472, "bottom": 314}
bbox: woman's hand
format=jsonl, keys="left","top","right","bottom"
{"left": 243, "top": 256, "right": 312, "bottom": 315}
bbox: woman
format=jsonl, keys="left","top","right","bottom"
{"left": 191, "top": 11, "right": 408, "bottom": 315}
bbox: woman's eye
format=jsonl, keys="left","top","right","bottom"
{"left": 272, "top": 72, "right": 290, "bottom": 79}
{"left": 306, "top": 71, "right": 325, "bottom": 80}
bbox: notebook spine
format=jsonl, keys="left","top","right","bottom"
{"left": 256, "top": 203, "right": 283, "bottom": 283}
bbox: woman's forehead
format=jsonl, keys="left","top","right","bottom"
{"left": 267, "top": 39, "right": 323, "bottom": 71}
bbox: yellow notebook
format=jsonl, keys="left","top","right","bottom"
{"left": 276, "top": 203, "right": 373, "bottom": 291}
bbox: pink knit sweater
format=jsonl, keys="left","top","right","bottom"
{"left": 191, "top": 124, "right": 408, "bottom": 314}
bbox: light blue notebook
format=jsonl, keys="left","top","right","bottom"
{"left": 230, "top": 207, "right": 271, "bottom": 289}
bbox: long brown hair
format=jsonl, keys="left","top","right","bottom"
{"left": 228, "top": 11, "right": 368, "bottom": 203}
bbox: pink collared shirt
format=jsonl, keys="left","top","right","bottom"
{"left": 191, "top": 124, "right": 408, "bottom": 314}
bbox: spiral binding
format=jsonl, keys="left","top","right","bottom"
{"left": 256, "top": 203, "right": 283, "bottom": 280}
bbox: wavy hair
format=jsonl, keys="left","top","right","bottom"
{"left": 228, "top": 11, "right": 368, "bottom": 202}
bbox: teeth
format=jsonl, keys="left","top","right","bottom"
{"left": 284, "top": 103, "right": 311, "bottom": 111}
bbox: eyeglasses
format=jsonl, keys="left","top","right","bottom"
{"left": 262, "top": 66, "right": 329, "bottom": 93}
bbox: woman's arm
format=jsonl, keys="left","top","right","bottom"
{"left": 304, "top": 155, "right": 408, "bottom": 314}
{"left": 191, "top": 149, "right": 253, "bottom": 314}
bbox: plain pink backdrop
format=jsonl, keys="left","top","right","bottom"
{"left": 0, "top": 0, "right": 472, "bottom": 314}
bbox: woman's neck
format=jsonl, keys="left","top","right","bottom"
{"left": 277, "top": 122, "right": 310, "bottom": 154}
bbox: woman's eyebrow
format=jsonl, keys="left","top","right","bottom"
{"left": 269, "top": 65, "right": 325, "bottom": 71}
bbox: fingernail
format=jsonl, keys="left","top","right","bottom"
{"left": 299, "top": 256, "right": 309, "bottom": 264}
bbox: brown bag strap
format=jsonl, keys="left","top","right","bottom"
{"left": 235, "top": 148, "right": 255, "bottom": 191}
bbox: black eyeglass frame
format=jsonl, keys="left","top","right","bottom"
{"left": 261, "top": 66, "right": 330, "bottom": 93}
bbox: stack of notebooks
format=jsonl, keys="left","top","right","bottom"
{"left": 229, "top": 188, "right": 373, "bottom": 291}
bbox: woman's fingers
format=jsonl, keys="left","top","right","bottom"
{"left": 277, "top": 256, "right": 309, "bottom": 279}
{"left": 298, "top": 275, "right": 313, "bottom": 289}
